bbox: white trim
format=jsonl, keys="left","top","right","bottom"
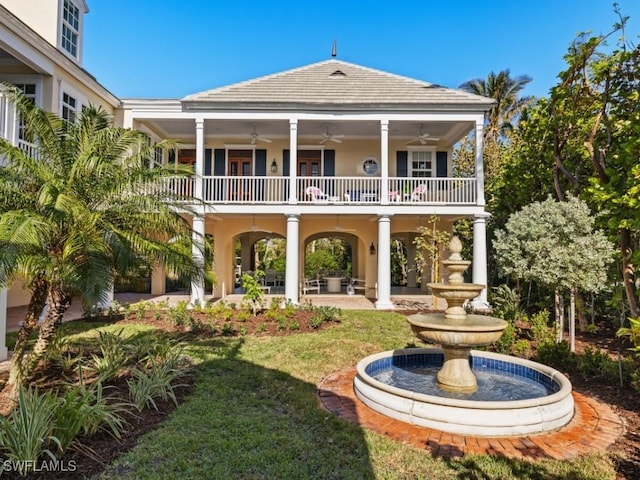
{"left": 0, "top": 75, "right": 43, "bottom": 108}
{"left": 361, "top": 156, "right": 379, "bottom": 176}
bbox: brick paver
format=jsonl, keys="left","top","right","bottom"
{"left": 317, "top": 367, "right": 625, "bottom": 460}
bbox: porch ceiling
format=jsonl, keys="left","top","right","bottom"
{"left": 140, "top": 118, "right": 473, "bottom": 147}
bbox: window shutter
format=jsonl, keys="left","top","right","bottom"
{"left": 213, "top": 149, "right": 225, "bottom": 175}
{"left": 283, "top": 150, "right": 290, "bottom": 176}
{"left": 436, "top": 151, "right": 448, "bottom": 178}
{"left": 168, "top": 150, "right": 176, "bottom": 165}
{"left": 323, "top": 150, "right": 335, "bottom": 176}
{"left": 396, "top": 151, "right": 408, "bottom": 177}
{"left": 255, "top": 149, "right": 267, "bottom": 175}
{"left": 204, "top": 149, "right": 212, "bottom": 176}
{"left": 254, "top": 149, "right": 267, "bottom": 201}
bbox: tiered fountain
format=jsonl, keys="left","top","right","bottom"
{"left": 354, "top": 237, "right": 574, "bottom": 436}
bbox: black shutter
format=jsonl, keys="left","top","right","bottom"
{"left": 324, "top": 150, "right": 335, "bottom": 196}
{"left": 396, "top": 151, "right": 408, "bottom": 177}
{"left": 436, "top": 151, "right": 448, "bottom": 177}
{"left": 214, "top": 149, "right": 225, "bottom": 175}
{"left": 204, "top": 149, "right": 212, "bottom": 176}
{"left": 255, "top": 149, "right": 267, "bottom": 175}
{"left": 212, "top": 149, "right": 226, "bottom": 201}
{"left": 255, "top": 149, "right": 266, "bottom": 201}
{"left": 323, "top": 150, "right": 335, "bottom": 176}
{"left": 283, "top": 150, "right": 290, "bottom": 175}
{"left": 283, "top": 150, "right": 290, "bottom": 200}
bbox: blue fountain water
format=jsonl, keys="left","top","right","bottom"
{"left": 366, "top": 352, "right": 559, "bottom": 402}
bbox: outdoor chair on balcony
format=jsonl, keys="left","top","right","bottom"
{"left": 411, "top": 184, "right": 429, "bottom": 201}
{"left": 305, "top": 186, "right": 328, "bottom": 202}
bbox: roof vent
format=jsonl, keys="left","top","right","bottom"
{"left": 330, "top": 70, "right": 346, "bottom": 77}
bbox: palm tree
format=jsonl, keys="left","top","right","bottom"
{"left": 459, "top": 69, "right": 533, "bottom": 143}
{"left": 0, "top": 86, "right": 202, "bottom": 395}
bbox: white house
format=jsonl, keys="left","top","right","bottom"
{"left": 0, "top": 0, "right": 495, "bottom": 361}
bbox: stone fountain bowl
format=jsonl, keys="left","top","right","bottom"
{"left": 427, "top": 283, "right": 486, "bottom": 302}
{"left": 408, "top": 313, "right": 508, "bottom": 347}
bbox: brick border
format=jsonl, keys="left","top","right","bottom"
{"left": 317, "top": 367, "right": 624, "bottom": 459}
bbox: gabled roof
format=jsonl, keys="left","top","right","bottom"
{"left": 181, "top": 59, "right": 495, "bottom": 112}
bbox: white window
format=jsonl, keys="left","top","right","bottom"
{"left": 14, "top": 84, "right": 36, "bottom": 142}
{"left": 61, "top": 0, "right": 81, "bottom": 59}
{"left": 409, "top": 150, "right": 434, "bottom": 177}
{"left": 61, "top": 92, "right": 77, "bottom": 123}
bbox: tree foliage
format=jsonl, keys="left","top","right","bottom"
{"left": 0, "top": 86, "right": 203, "bottom": 394}
{"left": 494, "top": 196, "right": 615, "bottom": 294}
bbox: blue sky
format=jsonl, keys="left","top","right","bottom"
{"left": 84, "top": 0, "right": 640, "bottom": 100}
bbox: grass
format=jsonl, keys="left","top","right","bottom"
{"left": 24, "top": 311, "right": 618, "bottom": 479}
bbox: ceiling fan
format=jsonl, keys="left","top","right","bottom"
{"left": 248, "top": 215, "right": 273, "bottom": 233}
{"left": 320, "top": 125, "right": 344, "bottom": 144}
{"left": 333, "top": 215, "right": 357, "bottom": 232}
{"left": 406, "top": 124, "right": 440, "bottom": 145}
{"left": 249, "top": 124, "right": 272, "bottom": 145}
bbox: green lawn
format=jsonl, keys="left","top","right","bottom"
{"left": 80, "top": 311, "right": 617, "bottom": 480}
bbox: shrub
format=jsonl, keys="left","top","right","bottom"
{"left": 491, "top": 284, "right": 524, "bottom": 321}
{"left": 54, "top": 382, "right": 129, "bottom": 451}
{"left": 494, "top": 322, "right": 516, "bottom": 354}
{"left": 84, "top": 329, "right": 131, "bottom": 383}
{"left": 241, "top": 272, "right": 265, "bottom": 315}
{"left": 127, "top": 362, "right": 187, "bottom": 411}
{"left": 512, "top": 339, "right": 533, "bottom": 358}
{"left": 0, "top": 388, "right": 60, "bottom": 475}
{"left": 529, "top": 309, "right": 556, "bottom": 346}
{"left": 536, "top": 341, "right": 576, "bottom": 369}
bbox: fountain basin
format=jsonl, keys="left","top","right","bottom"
{"left": 354, "top": 348, "right": 574, "bottom": 436}
{"left": 408, "top": 313, "right": 508, "bottom": 347}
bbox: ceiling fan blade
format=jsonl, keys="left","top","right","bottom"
{"left": 257, "top": 136, "right": 272, "bottom": 143}
{"left": 330, "top": 137, "right": 342, "bottom": 143}
{"left": 319, "top": 138, "right": 328, "bottom": 144}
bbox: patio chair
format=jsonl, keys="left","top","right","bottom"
{"left": 264, "top": 269, "right": 279, "bottom": 287}
{"left": 411, "top": 184, "right": 429, "bottom": 201}
{"left": 305, "top": 186, "right": 328, "bottom": 202}
{"left": 301, "top": 278, "right": 321, "bottom": 295}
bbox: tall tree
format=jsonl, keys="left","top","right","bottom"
{"left": 0, "top": 87, "right": 203, "bottom": 394}
{"left": 459, "top": 69, "right": 533, "bottom": 145}
{"left": 493, "top": 196, "right": 615, "bottom": 351}
{"left": 518, "top": 9, "right": 640, "bottom": 317}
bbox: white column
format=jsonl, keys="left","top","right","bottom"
{"left": 190, "top": 215, "right": 206, "bottom": 306}
{"left": 284, "top": 214, "right": 300, "bottom": 304}
{"left": 0, "top": 288, "right": 8, "bottom": 361}
{"left": 288, "top": 120, "right": 298, "bottom": 204}
{"left": 194, "top": 118, "right": 204, "bottom": 200}
{"left": 475, "top": 119, "right": 485, "bottom": 206}
{"left": 471, "top": 212, "right": 491, "bottom": 307}
{"left": 375, "top": 215, "right": 394, "bottom": 310}
{"left": 380, "top": 119, "right": 390, "bottom": 205}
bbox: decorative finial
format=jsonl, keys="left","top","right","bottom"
{"left": 331, "top": 40, "right": 337, "bottom": 57}
{"left": 448, "top": 236, "right": 463, "bottom": 260}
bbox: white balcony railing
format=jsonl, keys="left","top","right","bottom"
{"left": 196, "top": 176, "right": 477, "bottom": 205}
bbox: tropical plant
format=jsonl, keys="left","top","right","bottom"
{"left": 459, "top": 69, "right": 533, "bottom": 144}
{"left": 241, "top": 272, "right": 265, "bottom": 315}
{"left": 0, "top": 387, "right": 60, "bottom": 475}
{"left": 0, "top": 87, "right": 204, "bottom": 395}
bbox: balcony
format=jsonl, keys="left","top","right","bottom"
{"left": 198, "top": 176, "right": 477, "bottom": 205}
